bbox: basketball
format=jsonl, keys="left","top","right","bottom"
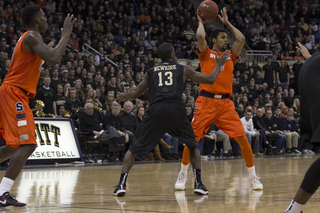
{"left": 198, "top": 0, "right": 219, "bottom": 22}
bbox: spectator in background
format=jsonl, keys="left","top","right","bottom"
{"left": 136, "top": 106, "right": 145, "bottom": 123}
{"left": 292, "top": 57, "right": 303, "bottom": 95}
{"left": 285, "top": 88, "right": 296, "bottom": 108}
{"left": 272, "top": 107, "right": 299, "bottom": 154}
{"left": 276, "top": 60, "right": 289, "bottom": 90}
{"left": 253, "top": 108, "right": 283, "bottom": 155}
{"left": 262, "top": 57, "right": 275, "bottom": 89}
{"left": 103, "top": 103, "right": 128, "bottom": 160}
{"left": 55, "top": 84, "right": 66, "bottom": 112}
{"left": 36, "top": 76, "right": 57, "bottom": 116}
{"left": 80, "top": 103, "right": 124, "bottom": 162}
{"left": 292, "top": 98, "right": 300, "bottom": 114}
{"left": 120, "top": 101, "right": 138, "bottom": 149}
{"left": 241, "top": 110, "right": 263, "bottom": 156}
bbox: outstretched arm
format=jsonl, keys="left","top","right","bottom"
{"left": 218, "top": 7, "right": 245, "bottom": 57}
{"left": 24, "top": 14, "right": 76, "bottom": 65}
{"left": 183, "top": 51, "right": 230, "bottom": 84}
{"left": 116, "top": 74, "right": 148, "bottom": 102}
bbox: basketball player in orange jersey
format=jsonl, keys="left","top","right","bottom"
{"left": 0, "top": 5, "right": 76, "bottom": 206}
{"left": 175, "top": 7, "right": 263, "bottom": 191}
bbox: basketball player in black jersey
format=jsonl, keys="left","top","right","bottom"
{"left": 113, "top": 42, "right": 230, "bottom": 196}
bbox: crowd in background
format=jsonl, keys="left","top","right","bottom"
{"left": 0, "top": 0, "right": 318, "bottom": 161}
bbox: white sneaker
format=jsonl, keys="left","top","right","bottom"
{"left": 175, "top": 172, "right": 187, "bottom": 190}
{"left": 249, "top": 176, "right": 263, "bottom": 190}
{"left": 302, "top": 149, "right": 308, "bottom": 154}
{"left": 308, "top": 149, "right": 315, "bottom": 154}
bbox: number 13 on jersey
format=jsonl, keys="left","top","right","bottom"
{"left": 158, "top": 71, "right": 173, "bottom": 86}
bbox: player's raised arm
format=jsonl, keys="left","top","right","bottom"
{"left": 196, "top": 9, "right": 207, "bottom": 53}
{"left": 184, "top": 51, "right": 230, "bottom": 84}
{"left": 218, "top": 7, "right": 245, "bottom": 57}
{"left": 24, "top": 13, "right": 76, "bottom": 65}
{"left": 116, "top": 74, "right": 149, "bottom": 102}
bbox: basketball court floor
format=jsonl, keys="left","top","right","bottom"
{"left": 1, "top": 154, "right": 320, "bottom": 212}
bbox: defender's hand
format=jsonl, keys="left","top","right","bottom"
{"left": 216, "top": 50, "right": 231, "bottom": 66}
{"left": 116, "top": 93, "right": 126, "bottom": 102}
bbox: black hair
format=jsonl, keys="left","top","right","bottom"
{"left": 157, "top": 42, "right": 174, "bottom": 61}
{"left": 21, "top": 5, "right": 41, "bottom": 26}
{"left": 210, "top": 29, "right": 227, "bottom": 39}
{"left": 61, "top": 104, "right": 69, "bottom": 111}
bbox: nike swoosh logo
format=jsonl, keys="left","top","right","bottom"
{"left": 0, "top": 200, "right": 6, "bottom": 205}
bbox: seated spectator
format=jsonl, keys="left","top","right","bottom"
{"left": 50, "top": 68, "right": 61, "bottom": 90}
{"left": 263, "top": 109, "right": 286, "bottom": 154}
{"left": 162, "top": 134, "right": 180, "bottom": 160}
{"left": 273, "top": 107, "right": 300, "bottom": 154}
{"left": 55, "top": 84, "right": 66, "bottom": 112}
{"left": 208, "top": 123, "right": 232, "bottom": 157}
{"left": 103, "top": 103, "right": 129, "bottom": 155}
{"left": 285, "top": 88, "right": 296, "bottom": 108}
{"left": 236, "top": 103, "right": 244, "bottom": 118}
{"left": 66, "top": 87, "right": 82, "bottom": 116}
{"left": 143, "top": 34, "right": 155, "bottom": 54}
{"left": 119, "top": 101, "right": 138, "bottom": 148}
{"left": 136, "top": 106, "right": 145, "bottom": 123}
{"left": 79, "top": 103, "right": 125, "bottom": 162}
{"left": 175, "top": 44, "right": 185, "bottom": 58}
{"left": 58, "top": 105, "right": 70, "bottom": 118}
{"left": 253, "top": 108, "right": 283, "bottom": 155}
{"left": 106, "top": 77, "right": 121, "bottom": 95}
{"left": 292, "top": 98, "right": 300, "bottom": 114}
{"left": 281, "top": 106, "right": 289, "bottom": 118}
{"left": 241, "top": 110, "right": 263, "bottom": 156}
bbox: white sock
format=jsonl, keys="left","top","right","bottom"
{"left": 180, "top": 163, "right": 189, "bottom": 174}
{"left": 285, "top": 200, "right": 304, "bottom": 213}
{"left": 247, "top": 165, "right": 256, "bottom": 178}
{"left": 0, "top": 177, "right": 14, "bottom": 195}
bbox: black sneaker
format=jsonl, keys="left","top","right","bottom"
{"left": 194, "top": 182, "right": 208, "bottom": 195}
{"left": 0, "top": 192, "right": 26, "bottom": 207}
{"left": 114, "top": 183, "right": 126, "bottom": 197}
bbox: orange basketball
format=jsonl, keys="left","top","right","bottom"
{"left": 198, "top": 0, "right": 219, "bottom": 22}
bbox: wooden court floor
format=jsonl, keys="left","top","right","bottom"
{"left": 0, "top": 154, "right": 320, "bottom": 213}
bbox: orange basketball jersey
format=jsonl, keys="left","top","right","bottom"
{"left": 3, "top": 30, "right": 42, "bottom": 98}
{"left": 197, "top": 46, "right": 238, "bottom": 97}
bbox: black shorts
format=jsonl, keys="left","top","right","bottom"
{"left": 129, "top": 100, "right": 198, "bottom": 156}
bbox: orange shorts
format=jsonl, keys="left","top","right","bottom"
{"left": 191, "top": 96, "right": 245, "bottom": 139}
{"left": 0, "top": 84, "right": 37, "bottom": 149}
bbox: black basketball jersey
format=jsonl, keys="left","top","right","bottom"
{"left": 147, "top": 61, "right": 184, "bottom": 106}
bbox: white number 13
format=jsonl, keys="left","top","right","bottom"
{"left": 158, "top": 71, "right": 173, "bottom": 86}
